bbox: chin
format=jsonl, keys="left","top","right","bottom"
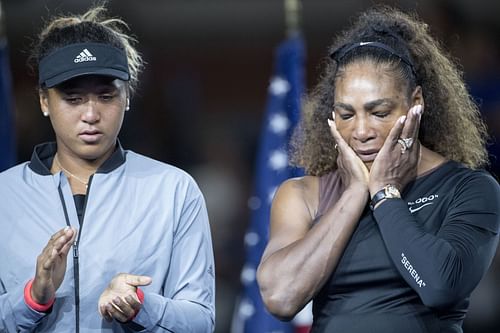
{"left": 77, "top": 145, "right": 112, "bottom": 161}
{"left": 78, "top": 152, "right": 102, "bottom": 162}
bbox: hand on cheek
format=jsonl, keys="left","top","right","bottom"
{"left": 369, "top": 105, "right": 422, "bottom": 196}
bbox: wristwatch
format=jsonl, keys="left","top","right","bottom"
{"left": 369, "top": 184, "right": 401, "bottom": 211}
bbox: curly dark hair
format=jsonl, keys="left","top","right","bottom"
{"left": 29, "top": 4, "right": 143, "bottom": 94}
{"left": 290, "top": 6, "right": 489, "bottom": 176}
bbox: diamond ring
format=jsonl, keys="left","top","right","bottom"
{"left": 397, "top": 138, "right": 414, "bottom": 154}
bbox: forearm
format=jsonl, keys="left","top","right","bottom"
{"left": 132, "top": 292, "right": 214, "bottom": 332}
{"left": 0, "top": 281, "right": 48, "bottom": 332}
{"left": 131, "top": 185, "right": 215, "bottom": 332}
{"left": 374, "top": 199, "right": 499, "bottom": 308}
{"left": 258, "top": 185, "right": 368, "bottom": 318}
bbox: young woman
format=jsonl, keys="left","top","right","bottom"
{"left": 0, "top": 6, "right": 214, "bottom": 332}
{"left": 257, "top": 7, "right": 500, "bottom": 333}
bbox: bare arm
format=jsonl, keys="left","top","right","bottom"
{"left": 257, "top": 177, "right": 368, "bottom": 320}
{"left": 257, "top": 111, "right": 371, "bottom": 320}
{"left": 257, "top": 111, "right": 374, "bottom": 320}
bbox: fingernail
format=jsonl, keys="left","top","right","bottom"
{"left": 400, "top": 115, "right": 407, "bottom": 124}
{"left": 327, "top": 119, "right": 333, "bottom": 127}
{"left": 417, "top": 105, "right": 423, "bottom": 115}
{"left": 64, "top": 226, "right": 70, "bottom": 232}
{"left": 331, "top": 111, "right": 336, "bottom": 121}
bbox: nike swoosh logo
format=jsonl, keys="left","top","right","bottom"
{"left": 409, "top": 202, "right": 433, "bottom": 213}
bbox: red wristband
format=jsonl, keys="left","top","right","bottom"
{"left": 24, "top": 279, "right": 55, "bottom": 312}
{"left": 128, "top": 288, "right": 145, "bottom": 322}
{"left": 136, "top": 287, "right": 144, "bottom": 304}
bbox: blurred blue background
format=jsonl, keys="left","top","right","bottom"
{"left": 1, "top": 1, "right": 499, "bottom": 332}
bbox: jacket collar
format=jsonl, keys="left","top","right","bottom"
{"left": 28, "top": 141, "right": 126, "bottom": 176}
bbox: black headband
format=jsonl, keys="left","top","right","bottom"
{"left": 330, "top": 41, "right": 416, "bottom": 77}
{"left": 39, "top": 42, "right": 130, "bottom": 88}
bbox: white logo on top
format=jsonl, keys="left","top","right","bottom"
{"left": 74, "top": 49, "right": 96, "bottom": 63}
{"left": 407, "top": 194, "right": 439, "bottom": 213}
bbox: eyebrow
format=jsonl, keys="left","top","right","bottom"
{"left": 334, "top": 98, "right": 396, "bottom": 112}
{"left": 333, "top": 102, "right": 355, "bottom": 112}
{"left": 364, "top": 98, "right": 396, "bottom": 110}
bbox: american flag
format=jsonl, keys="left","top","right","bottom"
{"left": 231, "top": 35, "right": 312, "bottom": 333}
{"left": 0, "top": 29, "right": 16, "bottom": 171}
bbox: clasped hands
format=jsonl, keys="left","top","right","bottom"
{"left": 32, "top": 227, "right": 152, "bottom": 323}
{"left": 328, "top": 104, "right": 423, "bottom": 197}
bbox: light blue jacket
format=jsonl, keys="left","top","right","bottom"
{"left": 0, "top": 142, "right": 215, "bottom": 332}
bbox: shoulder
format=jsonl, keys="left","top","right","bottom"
{"left": 453, "top": 166, "right": 500, "bottom": 202}
{"left": 444, "top": 162, "right": 499, "bottom": 193}
{"left": 278, "top": 175, "right": 319, "bottom": 196}
{"left": 124, "top": 150, "right": 202, "bottom": 195}
{"left": 274, "top": 175, "right": 320, "bottom": 221}
{"left": 442, "top": 163, "right": 500, "bottom": 231}
{"left": 424, "top": 160, "right": 497, "bottom": 188}
{"left": 125, "top": 151, "right": 193, "bottom": 179}
{"left": 0, "top": 162, "right": 30, "bottom": 185}
{"left": 0, "top": 162, "right": 25, "bottom": 176}
{"left": 411, "top": 160, "right": 499, "bottom": 211}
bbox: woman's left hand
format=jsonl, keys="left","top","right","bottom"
{"left": 369, "top": 104, "right": 423, "bottom": 197}
{"left": 98, "top": 273, "right": 152, "bottom": 323}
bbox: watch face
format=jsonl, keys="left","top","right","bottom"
{"left": 385, "top": 185, "right": 401, "bottom": 198}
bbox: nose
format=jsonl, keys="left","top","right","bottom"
{"left": 352, "top": 116, "right": 374, "bottom": 143}
{"left": 81, "top": 98, "right": 100, "bottom": 124}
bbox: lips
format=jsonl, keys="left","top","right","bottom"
{"left": 79, "top": 129, "right": 103, "bottom": 143}
{"left": 355, "top": 148, "right": 379, "bottom": 162}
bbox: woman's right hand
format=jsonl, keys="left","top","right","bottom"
{"left": 31, "top": 227, "right": 76, "bottom": 304}
{"left": 327, "top": 112, "right": 369, "bottom": 192}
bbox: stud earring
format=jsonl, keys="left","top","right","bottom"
{"left": 43, "top": 111, "right": 49, "bottom": 117}
{"left": 125, "top": 98, "right": 130, "bottom": 111}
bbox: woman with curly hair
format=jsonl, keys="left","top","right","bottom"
{"left": 257, "top": 6, "right": 499, "bottom": 332}
{"left": 0, "top": 5, "right": 214, "bottom": 332}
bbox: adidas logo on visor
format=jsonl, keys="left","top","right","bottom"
{"left": 73, "top": 49, "right": 97, "bottom": 63}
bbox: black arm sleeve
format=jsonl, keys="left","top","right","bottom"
{"left": 373, "top": 172, "right": 500, "bottom": 309}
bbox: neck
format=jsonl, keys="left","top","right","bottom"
{"left": 52, "top": 154, "right": 97, "bottom": 194}
{"left": 417, "top": 145, "right": 447, "bottom": 175}
{"left": 53, "top": 141, "right": 116, "bottom": 175}
{"left": 50, "top": 143, "right": 117, "bottom": 194}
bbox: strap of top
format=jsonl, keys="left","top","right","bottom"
{"left": 315, "top": 171, "right": 344, "bottom": 221}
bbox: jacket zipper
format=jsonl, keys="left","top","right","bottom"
{"left": 57, "top": 175, "right": 93, "bottom": 333}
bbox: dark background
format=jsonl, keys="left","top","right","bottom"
{"left": 2, "top": 0, "right": 500, "bottom": 332}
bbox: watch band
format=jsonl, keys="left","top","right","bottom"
{"left": 369, "top": 189, "right": 387, "bottom": 211}
{"left": 369, "top": 184, "right": 401, "bottom": 211}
